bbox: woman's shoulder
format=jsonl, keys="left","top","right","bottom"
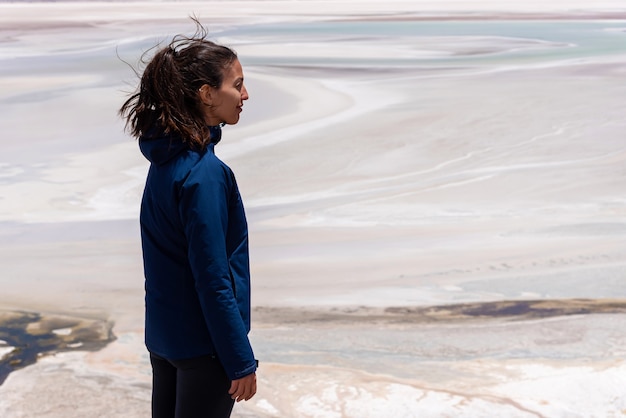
{"left": 184, "top": 145, "right": 233, "bottom": 183}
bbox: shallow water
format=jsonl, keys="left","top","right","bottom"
{"left": 251, "top": 301, "right": 626, "bottom": 379}
{"left": 0, "top": 311, "right": 114, "bottom": 385}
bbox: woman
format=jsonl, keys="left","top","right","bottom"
{"left": 120, "top": 24, "right": 257, "bottom": 418}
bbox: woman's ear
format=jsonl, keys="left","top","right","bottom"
{"left": 198, "top": 84, "right": 213, "bottom": 106}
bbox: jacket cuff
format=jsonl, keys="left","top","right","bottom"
{"left": 231, "top": 359, "right": 258, "bottom": 380}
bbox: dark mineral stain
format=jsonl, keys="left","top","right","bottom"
{"left": 254, "top": 298, "right": 626, "bottom": 326}
{"left": 419, "top": 299, "right": 626, "bottom": 320}
{"left": 0, "top": 311, "right": 115, "bottom": 386}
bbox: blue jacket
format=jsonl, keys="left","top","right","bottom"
{"left": 139, "top": 130, "right": 256, "bottom": 381}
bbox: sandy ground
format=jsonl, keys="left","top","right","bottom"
{"left": 1, "top": 1, "right": 626, "bottom": 417}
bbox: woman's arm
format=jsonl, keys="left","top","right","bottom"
{"left": 179, "top": 160, "right": 257, "bottom": 381}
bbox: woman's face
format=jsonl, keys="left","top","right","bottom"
{"left": 200, "top": 58, "right": 249, "bottom": 126}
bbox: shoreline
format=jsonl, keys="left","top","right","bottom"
{"left": 2, "top": 302, "right": 626, "bottom": 417}
{"left": 3, "top": 297, "right": 625, "bottom": 387}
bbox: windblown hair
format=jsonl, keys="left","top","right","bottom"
{"left": 119, "top": 21, "right": 237, "bottom": 148}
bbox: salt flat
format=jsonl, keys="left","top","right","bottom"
{"left": 0, "top": 1, "right": 625, "bottom": 417}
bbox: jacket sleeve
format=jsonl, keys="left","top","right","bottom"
{"left": 179, "top": 160, "right": 256, "bottom": 380}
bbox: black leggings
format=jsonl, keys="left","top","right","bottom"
{"left": 150, "top": 353, "right": 235, "bottom": 418}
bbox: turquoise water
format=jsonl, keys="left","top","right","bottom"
{"left": 3, "top": 20, "right": 624, "bottom": 83}
{"left": 221, "top": 20, "right": 626, "bottom": 68}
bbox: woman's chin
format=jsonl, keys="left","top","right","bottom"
{"left": 226, "top": 116, "right": 241, "bottom": 125}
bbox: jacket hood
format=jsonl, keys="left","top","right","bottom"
{"left": 139, "top": 125, "right": 222, "bottom": 166}
{"left": 139, "top": 132, "right": 189, "bottom": 166}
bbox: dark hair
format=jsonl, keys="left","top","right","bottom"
{"left": 119, "top": 20, "right": 237, "bottom": 148}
